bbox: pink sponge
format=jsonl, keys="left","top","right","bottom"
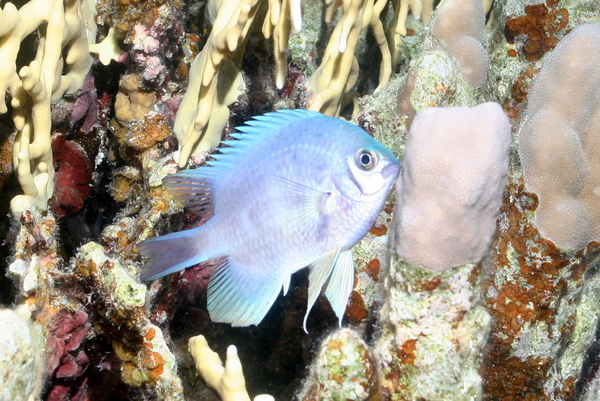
{"left": 518, "top": 24, "right": 600, "bottom": 250}
{"left": 393, "top": 103, "right": 511, "bottom": 271}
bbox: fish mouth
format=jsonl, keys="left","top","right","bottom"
{"left": 381, "top": 163, "right": 401, "bottom": 180}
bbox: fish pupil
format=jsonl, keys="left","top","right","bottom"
{"left": 360, "top": 153, "right": 371, "bottom": 166}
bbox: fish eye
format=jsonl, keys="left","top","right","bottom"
{"left": 355, "top": 149, "right": 377, "bottom": 171}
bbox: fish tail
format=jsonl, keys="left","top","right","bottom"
{"left": 137, "top": 228, "right": 205, "bottom": 281}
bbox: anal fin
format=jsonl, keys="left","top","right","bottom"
{"left": 207, "top": 258, "right": 284, "bottom": 327}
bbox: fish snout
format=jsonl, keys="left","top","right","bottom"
{"left": 382, "top": 162, "right": 401, "bottom": 180}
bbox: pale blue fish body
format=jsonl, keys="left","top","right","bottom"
{"left": 138, "top": 109, "right": 400, "bottom": 329}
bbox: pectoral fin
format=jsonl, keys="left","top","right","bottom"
{"left": 261, "top": 174, "right": 331, "bottom": 240}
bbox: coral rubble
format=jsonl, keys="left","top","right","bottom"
{"left": 0, "top": 306, "right": 42, "bottom": 401}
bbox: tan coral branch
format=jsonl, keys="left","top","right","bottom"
{"left": 188, "top": 335, "right": 274, "bottom": 401}
{"left": 173, "top": 0, "right": 260, "bottom": 167}
{"left": 307, "top": 0, "right": 394, "bottom": 117}
{"left": 0, "top": 0, "right": 94, "bottom": 214}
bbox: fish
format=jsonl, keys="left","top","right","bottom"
{"left": 137, "top": 109, "right": 400, "bottom": 330}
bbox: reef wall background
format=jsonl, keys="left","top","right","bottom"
{"left": 2, "top": 0, "right": 600, "bottom": 400}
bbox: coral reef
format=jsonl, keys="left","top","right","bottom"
{"left": 297, "top": 328, "right": 378, "bottom": 400}
{"left": 3, "top": 0, "right": 600, "bottom": 399}
{"left": 431, "top": 0, "right": 488, "bottom": 88}
{"left": 51, "top": 134, "right": 92, "bottom": 218}
{"left": 307, "top": 0, "right": 391, "bottom": 116}
{"left": 173, "top": 0, "right": 261, "bottom": 166}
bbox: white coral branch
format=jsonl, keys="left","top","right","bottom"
{"left": 188, "top": 335, "right": 274, "bottom": 401}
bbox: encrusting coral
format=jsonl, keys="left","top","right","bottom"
{"left": 114, "top": 73, "right": 157, "bottom": 128}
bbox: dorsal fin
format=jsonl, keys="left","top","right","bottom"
{"left": 163, "top": 168, "right": 222, "bottom": 218}
{"left": 163, "top": 109, "right": 323, "bottom": 217}
{"left": 215, "top": 109, "right": 322, "bottom": 159}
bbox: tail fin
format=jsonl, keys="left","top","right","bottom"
{"left": 138, "top": 228, "right": 204, "bottom": 280}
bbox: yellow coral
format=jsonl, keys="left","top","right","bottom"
{"left": 89, "top": 27, "right": 125, "bottom": 66}
{"left": 307, "top": 0, "right": 391, "bottom": 116}
{"left": 173, "top": 0, "right": 260, "bottom": 168}
{"left": 0, "top": 0, "right": 95, "bottom": 214}
{"left": 386, "top": 0, "right": 423, "bottom": 66}
{"left": 188, "top": 335, "right": 274, "bottom": 401}
{"left": 262, "top": 0, "right": 302, "bottom": 89}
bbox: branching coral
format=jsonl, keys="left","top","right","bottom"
{"left": 89, "top": 27, "right": 125, "bottom": 66}
{"left": 188, "top": 335, "right": 274, "bottom": 401}
{"left": 0, "top": 0, "right": 95, "bottom": 214}
{"left": 173, "top": 0, "right": 260, "bottom": 167}
{"left": 387, "top": 0, "right": 424, "bottom": 38}
{"left": 385, "top": 0, "right": 424, "bottom": 66}
{"left": 307, "top": 0, "right": 392, "bottom": 116}
{"left": 308, "top": 0, "right": 463, "bottom": 117}
{"left": 262, "top": 0, "right": 302, "bottom": 89}
{"left": 174, "top": 0, "right": 442, "bottom": 166}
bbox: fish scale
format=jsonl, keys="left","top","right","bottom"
{"left": 138, "top": 109, "right": 400, "bottom": 330}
